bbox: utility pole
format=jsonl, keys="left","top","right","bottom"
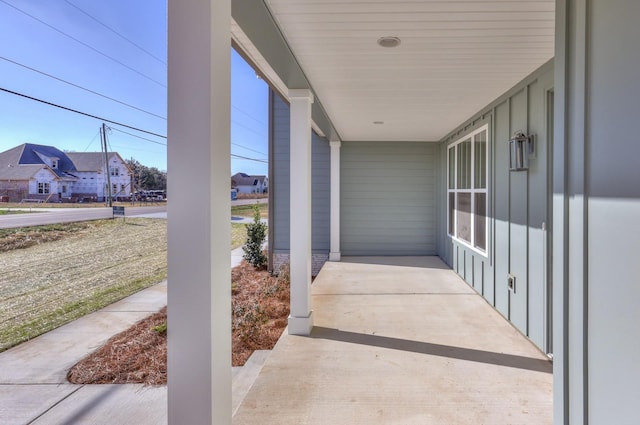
{"left": 101, "top": 123, "right": 113, "bottom": 207}
{"left": 131, "top": 156, "right": 135, "bottom": 205}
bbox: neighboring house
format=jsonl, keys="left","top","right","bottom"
{"left": 66, "top": 152, "right": 132, "bottom": 201}
{"left": 0, "top": 143, "right": 132, "bottom": 202}
{"left": 231, "top": 172, "right": 268, "bottom": 194}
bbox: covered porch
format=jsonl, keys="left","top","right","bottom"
{"left": 234, "top": 256, "right": 551, "bottom": 423}
{"left": 168, "top": 0, "right": 640, "bottom": 423}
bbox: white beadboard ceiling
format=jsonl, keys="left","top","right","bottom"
{"left": 262, "top": 0, "right": 555, "bottom": 142}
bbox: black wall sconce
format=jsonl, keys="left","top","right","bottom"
{"left": 509, "top": 131, "right": 534, "bottom": 171}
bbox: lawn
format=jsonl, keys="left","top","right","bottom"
{"left": 0, "top": 211, "right": 263, "bottom": 352}
{"left": 231, "top": 202, "right": 268, "bottom": 218}
{"left": 232, "top": 222, "right": 248, "bottom": 250}
{"left": 0, "top": 218, "right": 167, "bottom": 352}
{"left": 0, "top": 209, "right": 28, "bottom": 215}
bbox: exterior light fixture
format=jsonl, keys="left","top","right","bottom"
{"left": 377, "top": 36, "right": 401, "bottom": 48}
{"left": 509, "top": 131, "right": 534, "bottom": 171}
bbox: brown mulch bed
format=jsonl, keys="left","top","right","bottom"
{"left": 67, "top": 307, "right": 168, "bottom": 385}
{"left": 67, "top": 262, "right": 289, "bottom": 385}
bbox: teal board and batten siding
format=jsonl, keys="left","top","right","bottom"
{"left": 341, "top": 141, "right": 436, "bottom": 256}
{"left": 437, "top": 60, "right": 554, "bottom": 352}
{"left": 271, "top": 93, "right": 331, "bottom": 270}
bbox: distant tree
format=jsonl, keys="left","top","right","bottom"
{"left": 126, "top": 159, "right": 167, "bottom": 192}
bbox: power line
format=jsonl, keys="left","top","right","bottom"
{"left": 0, "top": 56, "right": 166, "bottom": 121}
{"left": 0, "top": 86, "right": 167, "bottom": 139}
{"left": 232, "top": 104, "right": 266, "bottom": 126}
{"left": 109, "top": 144, "right": 164, "bottom": 154}
{"left": 231, "top": 154, "right": 268, "bottom": 164}
{"left": 0, "top": 0, "right": 166, "bottom": 88}
{"left": 232, "top": 142, "right": 266, "bottom": 156}
{"left": 232, "top": 119, "right": 267, "bottom": 139}
{"left": 110, "top": 127, "right": 167, "bottom": 146}
{"left": 63, "top": 0, "right": 166, "bottom": 66}
{"left": 83, "top": 130, "right": 100, "bottom": 151}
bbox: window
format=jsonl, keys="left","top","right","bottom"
{"left": 121, "top": 184, "right": 126, "bottom": 193}
{"left": 112, "top": 184, "right": 118, "bottom": 193}
{"left": 38, "top": 182, "right": 50, "bottom": 194}
{"left": 51, "top": 160, "right": 58, "bottom": 169}
{"left": 447, "top": 125, "right": 488, "bottom": 253}
{"left": 110, "top": 167, "right": 119, "bottom": 176}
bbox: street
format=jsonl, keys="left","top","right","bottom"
{"left": 0, "top": 198, "right": 268, "bottom": 229}
{"left": 0, "top": 205, "right": 168, "bottom": 229}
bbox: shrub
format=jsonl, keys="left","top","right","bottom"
{"left": 242, "top": 204, "right": 267, "bottom": 268}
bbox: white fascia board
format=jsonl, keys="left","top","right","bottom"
{"left": 231, "top": 18, "right": 326, "bottom": 139}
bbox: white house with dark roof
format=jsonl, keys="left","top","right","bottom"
{"left": 231, "top": 172, "right": 268, "bottom": 194}
{"left": 0, "top": 143, "right": 132, "bottom": 202}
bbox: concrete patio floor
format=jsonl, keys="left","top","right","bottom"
{"left": 233, "top": 256, "right": 553, "bottom": 425}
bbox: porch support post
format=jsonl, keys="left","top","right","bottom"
{"left": 329, "top": 140, "right": 341, "bottom": 261}
{"left": 555, "top": 1, "right": 640, "bottom": 424}
{"left": 288, "top": 89, "right": 314, "bottom": 335}
{"left": 167, "top": 0, "right": 231, "bottom": 423}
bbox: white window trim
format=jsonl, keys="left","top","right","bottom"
{"left": 37, "top": 182, "right": 50, "bottom": 195}
{"left": 447, "top": 124, "right": 489, "bottom": 257}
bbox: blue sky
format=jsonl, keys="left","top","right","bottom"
{"left": 0, "top": 0, "right": 268, "bottom": 175}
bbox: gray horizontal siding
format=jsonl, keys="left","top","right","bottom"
{"left": 341, "top": 141, "right": 436, "bottom": 256}
{"left": 311, "top": 132, "right": 330, "bottom": 250}
{"left": 272, "top": 94, "right": 290, "bottom": 252}
{"left": 272, "top": 93, "right": 330, "bottom": 253}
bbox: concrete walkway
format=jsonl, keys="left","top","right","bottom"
{"left": 233, "top": 257, "right": 553, "bottom": 425}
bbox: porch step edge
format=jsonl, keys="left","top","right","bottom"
{"left": 232, "top": 350, "right": 271, "bottom": 416}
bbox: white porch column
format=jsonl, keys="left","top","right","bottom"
{"left": 167, "top": 0, "right": 231, "bottom": 423}
{"left": 288, "top": 89, "right": 314, "bottom": 335}
{"left": 329, "top": 140, "right": 341, "bottom": 261}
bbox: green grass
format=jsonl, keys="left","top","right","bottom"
{"left": 0, "top": 209, "right": 28, "bottom": 215}
{"left": 232, "top": 223, "right": 248, "bottom": 250}
{"left": 0, "top": 218, "right": 167, "bottom": 352}
{"left": 0, "top": 273, "right": 166, "bottom": 352}
{"left": 231, "top": 203, "right": 268, "bottom": 218}
{"left": 0, "top": 212, "right": 263, "bottom": 352}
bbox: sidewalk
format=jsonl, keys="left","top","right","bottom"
{"left": 0, "top": 282, "right": 168, "bottom": 425}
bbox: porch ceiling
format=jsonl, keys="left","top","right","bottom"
{"left": 261, "top": 0, "right": 555, "bottom": 142}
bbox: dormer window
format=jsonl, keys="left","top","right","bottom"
{"left": 52, "top": 160, "right": 58, "bottom": 169}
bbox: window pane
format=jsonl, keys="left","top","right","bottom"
{"left": 448, "top": 192, "right": 455, "bottom": 235}
{"left": 448, "top": 147, "right": 455, "bottom": 189}
{"left": 474, "top": 130, "right": 487, "bottom": 189}
{"left": 456, "top": 193, "right": 471, "bottom": 243}
{"left": 474, "top": 193, "right": 487, "bottom": 250}
{"left": 457, "top": 139, "right": 471, "bottom": 189}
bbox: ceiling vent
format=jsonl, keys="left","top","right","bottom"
{"left": 377, "top": 36, "right": 401, "bottom": 48}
